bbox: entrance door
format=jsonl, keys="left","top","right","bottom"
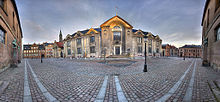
{"left": 115, "top": 47, "right": 120, "bottom": 55}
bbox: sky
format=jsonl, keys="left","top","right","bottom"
{"left": 16, "top": 0, "right": 206, "bottom": 47}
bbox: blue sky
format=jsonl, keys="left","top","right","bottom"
{"left": 16, "top": 0, "right": 205, "bottom": 47}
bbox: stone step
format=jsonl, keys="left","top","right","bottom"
{"left": 0, "top": 81, "right": 10, "bottom": 95}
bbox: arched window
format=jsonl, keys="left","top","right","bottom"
{"left": 114, "top": 26, "right": 120, "bottom": 29}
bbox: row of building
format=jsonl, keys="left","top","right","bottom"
{"left": 23, "top": 15, "right": 203, "bottom": 59}
{"left": 23, "top": 42, "right": 202, "bottom": 59}
{"left": 162, "top": 44, "right": 202, "bottom": 58}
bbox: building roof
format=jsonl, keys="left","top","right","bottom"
{"left": 180, "top": 45, "right": 201, "bottom": 48}
{"left": 100, "top": 15, "right": 133, "bottom": 28}
{"left": 38, "top": 45, "right": 45, "bottom": 50}
{"left": 201, "top": 0, "right": 210, "bottom": 26}
{"left": 44, "top": 43, "right": 53, "bottom": 46}
{"left": 12, "top": 0, "right": 23, "bottom": 38}
{"left": 55, "top": 42, "right": 63, "bottom": 48}
{"left": 71, "top": 27, "right": 101, "bottom": 37}
{"left": 23, "top": 45, "right": 31, "bottom": 50}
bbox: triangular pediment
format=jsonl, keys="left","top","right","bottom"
{"left": 100, "top": 16, "right": 133, "bottom": 29}
{"left": 86, "top": 28, "right": 99, "bottom": 34}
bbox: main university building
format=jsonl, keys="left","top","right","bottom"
{"left": 62, "top": 15, "right": 162, "bottom": 58}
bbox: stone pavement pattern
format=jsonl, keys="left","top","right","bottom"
{"left": 0, "top": 57, "right": 219, "bottom": 102}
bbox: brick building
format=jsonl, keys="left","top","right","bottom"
{"left": 0, "top": 0, "right": 22, "bottom": 68}
{"left": 44, "top": 43, "right": 53, "bottom": 58}
{"left": 179, "top": 45, "right": 202, "bottom": 58}
{"left": 23, "top": 43, "right": 45, "bottom": 58}
{"left": 201, "top": 0, "right": 220, "bottom": 70}
{"left": 23, "top": 42, "right": 54, "bottom": 58}
{"left": 63, "top": 15, "right": 162, "bottom": 58}
{"left": 162, "top": 44, "right": 178, "bottom": 57}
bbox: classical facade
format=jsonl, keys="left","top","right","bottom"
{"left": 179, "top": 45, "right": 202, "bottom": 58}
{"left": 162, "top": 44, "right": 178, "bottom": 57}
{"left": 202, "top": 0, "right": 220, "bottom": 70}
{"left": 0, "top": 0, "right": 22, "bottom": 68}
{"left": 63, "top": 15, "right": 162, "bottom": 58}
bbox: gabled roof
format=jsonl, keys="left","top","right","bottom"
{"left": 100, "top": 15, "right": 133, "bottom": 29}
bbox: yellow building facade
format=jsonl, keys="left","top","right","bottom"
{"left": 63, "top": 15, "right": 162, "bottom": 58}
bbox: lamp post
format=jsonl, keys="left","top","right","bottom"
{"left": 143, "top": 35, "right": 148, "bottom": 72}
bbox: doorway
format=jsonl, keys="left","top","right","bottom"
{"left": 115, "top": 47, "right": 120, "bottom": 55}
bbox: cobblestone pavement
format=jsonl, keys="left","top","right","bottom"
{"left": 0, "top": 57, "right": 219, "bottom": 102}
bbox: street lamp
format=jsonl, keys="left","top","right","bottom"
{"left": 143, "top": 35, "right": 148, "bottom": 72}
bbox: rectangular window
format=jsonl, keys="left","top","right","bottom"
{"left": 156, "top": 42, "right": 159, "bottom": 47}
{"left": 138, "top": 46, "right": 142, "bottom": 53}
{"left": 217, "top": 26, "right": 220, "bottom": 41}
{"left": 148, "top": 39, "right": 152, "bottom": 45}
{"left": 113, "top": 32, "right": 121, "bottom": 40}
{"left": 0, "top": 27, "right": 5, "bottom": 44}
{"left": 156, "top": 48, "right": 159, "bottom": 53}
{"left": 90, "top": 36, "right": 95, "bottom": 43}
{"left": 67, "top": 49, "right": 71, "bottom": 55}
{"left": 90, "top": 46, "right": 95, "bottom": 53}
{"left": 67, "top": 41, "right": 71, "bottom": 47}
{"left": 77, "top": 48, "right": 81, "bottom": 54}
{"left": 148, "top": 47, "right": 152, "bottom": 53}
{"left": 77, "top": 38, "right": 81, "bottom": 45}
{"left": 137, "top": 37, "right": 142, "bottom": 43}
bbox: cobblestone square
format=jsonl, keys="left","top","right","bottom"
{"left": 0, "top": 57, "right": 219, "bottom": 102}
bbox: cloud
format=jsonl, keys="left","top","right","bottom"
{"left": 17, "top": 0, "right": 206, "bottom": 47}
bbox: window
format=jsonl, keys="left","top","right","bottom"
{"left": 67, "top": 49, "right": 71, "bottom": 55}
{"left": 148, "top": 47, "right": 152, "bottom": 53}
{"left": 113, "top": 32, "right": 121, "bottom": 40}
{"left": 0, "top": 28, "right": 5, "bottom": 44}
{"left": 148, "top": 39, "right": 152, "bottom": 45}
{"left": 217, "top": 26, "right": 220, "bottom": 41}
{"left": 77, "top": 48, "right": 81, "bottom": 54}
{"left": 90, "top": 46, "right": 95, "bottom": 53}
{"left": 156, "top": 42, "right": 159, "bottom": 47}
{"left": 207, "top": 9, "right": 210, "bottom": 27}
{"left": 67, "top": 41, "right": 71, "bottom": 47}
{"left": 90, "top": 36, "right": 95, "bottom": 43}
{"left": 0, "top": 0, "right": 4, "bottom": 8}
{"left": 90, "top": 31, "right": 94, "bottom": 34}
{"left": 156, "top": 48, "right": 159, "bottom": 53}
{"left": 77, "top": 38, "right": 81, "bottom": 45}
{"left": 114, "top": 26, "right": 120, "bottom": 29}
{"left": 127, "top": 30, "right": 130, "bottom": 35}
{"left": 138, "top": 46, "right": 142, "bottom": 53}
{"left": 137, "top": 37, "right": 142, "bottom": 43}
